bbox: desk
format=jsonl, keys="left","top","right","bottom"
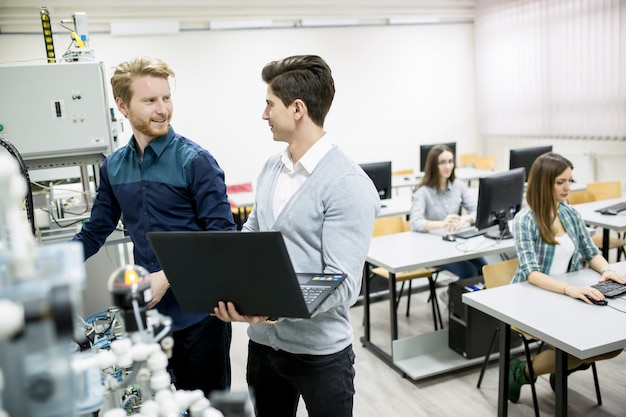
{"left": 228, "top": 191, "right": 255, "bottom": 228}
{"left": 463, "top": 262, "right": 626, "bottom": 417}
{"left": 391, "top": 174, "right": 423, "bottom": 194}
{"left": 572, "top": 198, "right": 626, "bottom": 259}
{"left": 362, "top": 230, "right": 516, "bottom": 379}
{"left": 228, "top": 191, "right": 255, "bottom": 209}
{"left": 378, "top": 197, "right": 411, "bottom": 218}
{"left": 455, "top": 167, "right": 495, "bottom": 186}
{"left": 229, "top": 193, "right": 411, "bottom": 225}
{"left": 391, "top": 167, "right": 495, "bottom": 194}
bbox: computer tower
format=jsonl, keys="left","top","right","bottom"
{"left": 448, "top": 276, "right": 521, "bottom": 359}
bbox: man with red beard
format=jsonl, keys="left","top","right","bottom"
{"left": 73, "top": 56, "right": 236, "bottom": 397}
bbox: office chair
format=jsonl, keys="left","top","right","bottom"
{"left": 392, "top": 168, "right": 415, "bottom": 177}
{"left": 458, "top": 153, "right": 478, "bottom": 168}
{"left": 586, "top": 180, "right": 622, "bottom": 202}
{"left": 567, "top": 189, "right": 594, "bottom": 205}
{"left": 587, "top": 180, "right": 626, "bottom": 249}
{"left": 473, "top": 155, "right": 497, "bottom": 170}
{"left": 568, "top": 184, "right": 626, "bottom": 262}
{"left": 476, "top": 258, "right": 602, "bottom": 417}
{"left": 369, "top": 216, "right": 444, "bottom": 330}
{"left": 226, "top": 182, "right": 254, "bottom": 230}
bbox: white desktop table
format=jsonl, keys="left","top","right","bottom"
{"left": 230, "top": 192, "right": 412, "bottom": 220}
{"left": 391, "top": 173, "right": 423, "bottom": 194}
{"left": 391, "top": 167, "right": 494, "bottom": 194}
{"left": 378, "top": 197, "right": 412, "bottom": 218}
{"left": 362, "top": 230, "right": 516, "bottom": 379}
{"left": 228, "top": 191, "right": 255, "bottom": 209}
{"left": 456, "top": 167, "right": 496, "bottom": 186}
{"left": 572, "top": 198, "right": 626, "bottom": 259}
{"left": 463, "top": 262, "right": 626, "bottom": 417}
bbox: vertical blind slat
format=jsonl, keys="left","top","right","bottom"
{"left": 475, "top": 0, "right": 625, "bottom": 138}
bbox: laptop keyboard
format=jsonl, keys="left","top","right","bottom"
{"left": 591, "top": 280, "right": 626, "bottom": 298}
{"left": 301, "top": 285, "right": 330, "bottom": 305}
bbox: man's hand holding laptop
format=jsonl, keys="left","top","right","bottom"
{"left": 213, "top": 301, "right": 275, "bottom": 324}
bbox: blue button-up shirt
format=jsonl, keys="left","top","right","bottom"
{"left": 73, "top": 126, "right": 236, "bottom": 330}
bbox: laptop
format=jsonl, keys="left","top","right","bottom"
{"left": 146, "top": 230, "right": 347, "bottom": 318}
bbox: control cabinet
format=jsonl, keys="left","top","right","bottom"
{"left": 0, "top": 60, "right": 114, "bottom": 169}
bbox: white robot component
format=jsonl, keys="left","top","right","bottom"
{"left": 0, "top": 152, "right": 86, "bottom": 417}
{"left": 61, "top": 12, "right": 95, "bottom": 62}
{"left": 0, "top": 152, "right": 246, "bottom": 417}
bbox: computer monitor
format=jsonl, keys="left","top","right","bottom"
{"left": 420, "top": 142, "right": 456, "bottom": 172}
{"left": 509, "top": 145, "right": 553, "bottom": 181}
{"left": 359, "top": 161, "right": 392, "bottom": 200}
{"left": 475, "top": 167, "right": 525, "bottom": 240}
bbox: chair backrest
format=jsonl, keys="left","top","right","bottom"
{"left": 585, "top": 181, "right": 622, "bottom": 201}
{"left": 481, "top": 258, "right": 519, "bottom": 289}
{"left": 372, "top": 215, "right": 405, "bottom": 237}
{"left": 568, "top": 189, "right": 595, "bottom": 205}
{"left": 392, "top": 168, "right": 414, "bottom": 177}
{"left": 474, "top": 155, "right": 497, "bottom": 170}
{"left": 458, "top": 153, "right": 478, "bottom": 168}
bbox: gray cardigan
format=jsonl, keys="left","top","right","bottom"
{"left": 243, "top": 146, "right": 380, "bottom": 355}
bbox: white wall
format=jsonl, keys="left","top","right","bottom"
{"left": 0, "top": 23, "right": 477, "bottom": 185}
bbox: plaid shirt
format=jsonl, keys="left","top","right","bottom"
{"left": 511, "top": 202, "right": 600, "bottom": 283}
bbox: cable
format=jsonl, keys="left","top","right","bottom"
{"left": 30, "top": 180, "right": 92, "bottom": 216}
{"left": 37, "top": 207, "right": 84, "bottom": 228}
{"left": 607, "top": 295, "right": 626, "bottom": 313}
{"left": 455, "top": 236, "right": 499, "bottom": 253}
{"left": 0, "top": 137, "right": 36, "bottom": 236}
{"left": 132, "top": 299, "right": 146, "bottom": 336}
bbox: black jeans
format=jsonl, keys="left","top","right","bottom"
{"left": 246, "top": 340, "right": 355, "bottom": 417}
{"left": 169, "top": 315, "right": 232, "bottom": 397}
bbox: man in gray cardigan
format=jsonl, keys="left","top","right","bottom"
{"left": 213, "top": 55, "right": 380, "bottom": 416}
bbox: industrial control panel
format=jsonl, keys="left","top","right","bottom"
{"left": 0, "top": 60, "right": 114, "bottom": 168}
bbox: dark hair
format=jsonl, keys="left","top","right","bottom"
{"left": 415, "top": 144, "right": 456, "bottom": 191}
{"left": 526, "top": 152, "right": 574, "bottom": 244}
{"left": 111, "top": 56, "right": 175, "bottom": 105}
{"left": 261, "top": 55, "right": 335, "bottom": 127}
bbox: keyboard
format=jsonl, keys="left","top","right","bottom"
{"left": 453, "top": 227, "right": 487, "bottom": 239}
{"left": 595, "top": 201, "right": 626, "bottom": 215}
{"left": 591, "top": 280, "right": 626, "bottom": 298}
{"left": 301, "top": 285, "right": 330, "bottom": 305}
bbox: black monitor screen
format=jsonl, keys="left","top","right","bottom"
{"left": 419, "top": 142, "right": 456, "bottom": 172}
{"left": 509, "top": 145, "right": 553, "bottom": 181}
{"left": 475, "top": 167, "right": 525, "bottom": 240}
{"left": 359, "top": 161, "right": 392, "bottom": 200}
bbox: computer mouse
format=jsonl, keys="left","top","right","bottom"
{"left": 442, "top": 234, "right": 456, "bottom": 242}
{"left": 601, "top": 209, "right": 618, "bottom": 215}
{"left": 585, "top": 295, "right": 608, "bottom": 306}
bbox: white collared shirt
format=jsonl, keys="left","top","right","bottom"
{"left": 273, "top": 133, "right": 334, "bottom": 216}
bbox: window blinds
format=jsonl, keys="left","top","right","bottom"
{"left": 475, "top": 0, "right": 626, "bottom": 138}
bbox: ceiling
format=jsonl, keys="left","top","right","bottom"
{"left": 0, "top": 0, "right": 475, "bottom": 34}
